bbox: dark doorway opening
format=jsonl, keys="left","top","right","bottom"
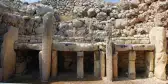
{"left": 118, "top": 51, "right": 129, "bottom": 78}
{"left": 136, "top": 51, "right": 146, "bottom": 78}
{"left": 57, "top": 51, "right": 77, "bottom": 80}
{"left": 166, "top": 64, "right": 168, "bottom": 77}
{"left": 84, "top": 51, "right": 94, "bottom": 74}
{"left": 15, "top": 50, "right": 40, "bottom": 78}
{"left": 58, "top": 51, "right": 77, "bottom": 74}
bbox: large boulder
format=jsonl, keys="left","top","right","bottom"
{"left": 72, "top": 19, "right": 84, "bottom": 28}
{"left": 115, "top": 19, "right": 128, "bottom": 29}
{"left": 96, "top": 12, "right": 107, "bottom": 21}
{"left": 73, "top": 6, "right": 87, "bottom": 17}
{"left": 36, "top": 4, "right": 54, "bottom": 16}
{"left": 20, "top": 4, "right": 37, "bottom": 15}
{"left": 87, "top": 8, "right": 96, "bottom": 17}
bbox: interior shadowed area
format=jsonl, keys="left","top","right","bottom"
{"left": 84, "top": 51, "right": 94, "bottom": 74}
{"left": 16, "top": 50, "right": 40, "bottom": 78}
{"left": 118, "top": 51, "right": 129, "bottom": 78}
{"left": 136, "top": 51, "right": 147, "bottom": 78}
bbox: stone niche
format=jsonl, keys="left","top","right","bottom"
{"left": 118, "top": 51, "right": 129, "bottom": 78}
{"left": 116, "top": 44, "right": 154, "bottom": 79}
{"left": 57, "top": 51, "right": 95, "bottom": 76}
{"left": 135, "top": 51, "right": 147, "bottom": 78}
{"left": 15, "top": 49, "right": 40, "bottom": 79}
{"left": 84, "top": 51, "right": 94, "bottom": 75}
{"left": 57, "top": 51, "right": 77, "bottom": 74}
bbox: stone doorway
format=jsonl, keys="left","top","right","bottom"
{"left": 15, "top": 50, "right": 40, "bottom": 79}
{"left": 136, "top": 51, "right": 146, "bottom": 78}
{"left": 118, "top": 51, "right": 129, "bottom": 78}
{"left": 84, "top": 51, "right": 94, "bottom": 74}
{"left": 57, "top": 51, "right": 77, "bottom": 76}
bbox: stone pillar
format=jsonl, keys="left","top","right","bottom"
{"left": 149, "top": 27, "right": 167, "bottom": 80}
{"left": 1, "top": 27, "right": 18, "bottom": 81}
{"left": 113, "top": 52, "right": 118, "bottom": 79}
{"left": 41, "top": 12, "right": 54, "bottom": 82}
{"left": 94, "top": 50, "right": 100, "bottom": 77}
{"left": 39, "top": 51, "right": 42, "bottom": 79}
{"left": 106, "top": 39, "right": 113, "bottom": 81}
{"left": 77, "top": 52, "right": 84, "bottom": 78}
{"left": 145, "top": 52, "right": 154, "bottom": 78}
{"left": 100, "top": 51, "right": 106, "bottom": 78}
{"left": 128, "top": 51, "right": 136, "bottom": 80}
{"left": 51, "top": 50, "right": 58, "bottom": 77}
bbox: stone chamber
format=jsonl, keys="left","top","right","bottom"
{"left": 0, "top": 0, "right": 168, "bottom": 83}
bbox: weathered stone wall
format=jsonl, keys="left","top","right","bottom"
{"left": 118, "top": 51, "right": 147, "bottom": 76}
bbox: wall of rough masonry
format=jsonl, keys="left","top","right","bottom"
{"left": 4, "top": 0, "right": 168, "bottom": 45}
{"left": 52, "top": 0, "right": 154, "bottom": 44}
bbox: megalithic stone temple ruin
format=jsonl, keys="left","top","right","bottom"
{"left": 0, "top": 0, "right": 168, "bottom": 82}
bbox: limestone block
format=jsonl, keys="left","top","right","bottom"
{"left": 36, "top": 4, "right": 54, "bottom": 16}
{"left": 115, "top": 19, "right": 128, "bottom": 29}
{"left": 128, "top": 61, "right": 136, "bottom": 79}
{"left": 53, "top": 42, "right": 98, "bottom": 51}
{"left": 113, "top": 52, "right": 118, "bottom": 79}
{"left": 72, "top": 19, "right": 84, "bottom": 28}
{"left": 41, "top": 12, "right": 54, "bottom": 82}
{"left": 77, "top": 52, "right": 84, "bottom": 57}
{"left": 100, "top": 51, "right": 105, "bottom": 78}
{"left": 77, "top": 52, "right": 84, "bottom": 78}
{"left": 132, "top": 44, "right": 155, "bottom": 51}
{"left": 1, "top": 27, "right": 18, "bottom": 81}
{"left": 51, "top": 51, "right": 57, "bottom": 77}
{"left": 145, "top": 52, "right": 154, "bottom": 72}
{"left": 94, "top": 51, "right": 100, "bottom": 77}
{"left": 96, "top": 12, "right": 107, "bottom": 21}
{"left": 106, "top": 39, "right": 113, "bottom": 81}
{"left": 149, "top": 27, "right": 167, "bottom": 53}
{"left": 87, "top": 8, "right": 96, "bottom": 17}
{"left": 115, "top": 44, "right": 132, "bottom": 51}
{"left": 149, "top": 27, "right": 167, "bottom": 80}
{"left": 39, "top": 51, "right": 42, "bottom": 79}
{"left": 129, "top": 51, "right": 136, "bottom": 61}
{"left": 154, "top": 52, "right": 167, "bottom": 80}
{"left": 148, "top": 72, "right": 154, "bottom": 78}
{"left": 140, "top": 39, "right": 150, "bottom": 44}
{"left": 125, "top": 40, "right": 132, "bottom": 44}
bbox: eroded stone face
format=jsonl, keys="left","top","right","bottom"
{"left": 149, "top": 27, "right": 167, "bottom": 80}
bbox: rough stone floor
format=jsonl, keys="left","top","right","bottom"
{"left": 6, "top": 74, "right": 168, "bottom": 84}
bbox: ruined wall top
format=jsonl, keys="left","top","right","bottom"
{"left": 1, "top": 0, "right": 168, "bottom": 45}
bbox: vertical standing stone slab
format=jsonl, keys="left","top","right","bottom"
{"left": 51, "top": 50, "right": 57, "bottom": 77}
{"left": 1, "top": 27, "right": 18, "bottom": 81}
{"left": 77, "top": 52, "right": 84, "bottom": 78}
{"left": 106, "top": 39, "right": 113, "bottom": 81}
{"left": 39, "top": 51, "right": 42, "bottom": 79}
{"left": 41, "top": 12, "right": 54, "bottom": 82}
{"left": 149, "top": 27, "right": 167, "bottom": 80}
{"left": 128, "top": 51, "right": 136, "bottom": 80}
{"left": 100, "top": 51, "right": 106, "bottom": 78}
{"left": 113, "top": 52, "right": 118, "bottom": 79}
{"left": 145, "top": 52, "right": 154, "bottom": 78}
{"left": 94, "top": 50, "right": 100, "bottom": 77}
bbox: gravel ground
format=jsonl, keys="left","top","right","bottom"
{"left": 49, "top": 77, "right": 168, "bottom": 84}
{"left": 6, "top": 73, "right": 168, "bottom": 84}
